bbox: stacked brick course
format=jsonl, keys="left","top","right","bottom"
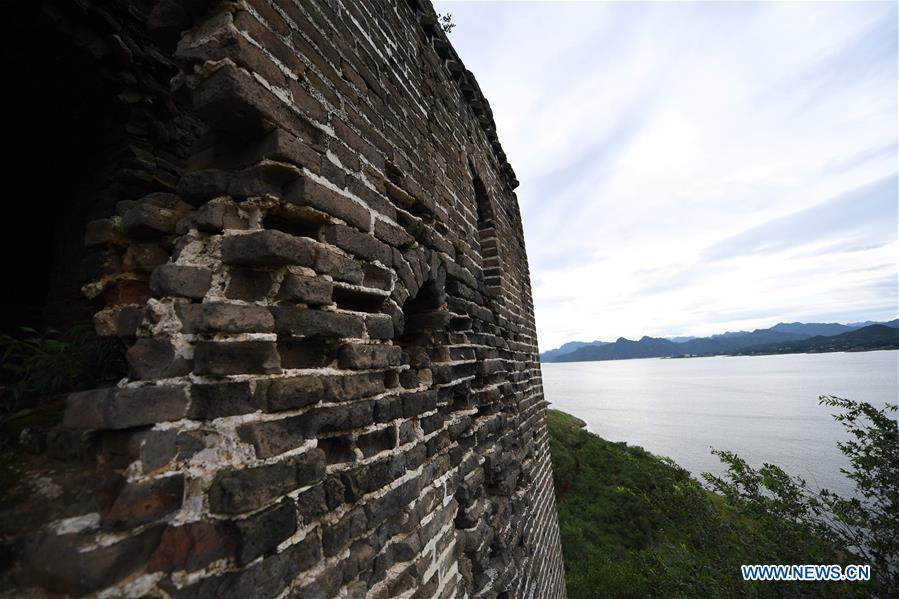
{"left": 1, "top": 1, "right": 566, "bottom": 597}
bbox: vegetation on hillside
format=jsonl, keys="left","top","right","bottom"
{"left": 547, "top": 406, "right": 882, "bottom": 598}
{"left": 733, "top": 325, "right": 899, "bottom": 356}
{"left": 703, "top": 396, "right": 898, "bottom": 595}
{"left": 544, "top": 320, "right": 899, "bottom": 362}
{"left": 0, "top": 324, "right": 126, "bottom": 418}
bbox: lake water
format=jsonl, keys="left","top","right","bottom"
{"left": 541, "top": 351, "right": 898, "bottom": 498}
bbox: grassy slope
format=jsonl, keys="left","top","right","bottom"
{"left": 546, "top": 409, "right": 870, "bottom": 598}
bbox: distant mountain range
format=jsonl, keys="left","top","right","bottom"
{"left": 732, "top": 324, "right": 899, "bottom": 356}
{"left": 539, "top": 340, "right": 609, "bottom": 362}
{"left": 541, "top": 319, "right": 899, "bottom": 363}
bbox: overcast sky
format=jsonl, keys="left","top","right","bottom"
{"left": 433, "top": 1, "right": 898, "bottom": 350}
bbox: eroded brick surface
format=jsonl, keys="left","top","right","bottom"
{"left": 2, "top": 1, "right": 565, "bottom": 597}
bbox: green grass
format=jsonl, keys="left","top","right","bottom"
{"left": 546, "top": 409, "right": 871, "bottom": 598}
{"left": 0, "top": 448, "right": 25, "bottom": 506}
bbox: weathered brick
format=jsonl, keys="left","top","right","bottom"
{"left": 174, "top": 431, "right": 206, "bottom": 462}
{"left": 321, "top": 372, "right": 386, "bottom": 401}
{"left": 236, "top": 499, "right": 297, "bottom": 565}
{"left": 208, "top": 449, "right": 326, "bottom": 514}
{"left": 393, "top": 533, "right": 421, "bottom": 563}
{"left": 124, "top": 242, "right": 169, "bottom": 271}
{"left": 320, "top": 224, "right": 391, "bottom": 263}
{"left": 304, "top": 402, "right": 374, "bottom": 435}
{"left": 351, "top": 548, "right": 377, "bottom": 586}
{"left": 373, "top": 395, "right": 402, "bottom": 423}
{"left": 285, "top": 175, "right": 371, "bottom": 232}
{"left": 277, "top": 338, "right": 339, "bottom": 368}
{"left": 187, "top": 381, "right": 258, "bottom": 418}
{"left": 127, "top": 338, "right": 192, "bottom": 379}
{"left": 194, "top": 340, "right": 281, "bottom": 375}
{"left": 277, "top": 272, "right": 333, "bottom": 305}
{"left": 195, "top": 197, "right": 248, "bottom": 232}
{"left": 362, "top": 263, "right": 393, "bottom": 290}
{"left": 93, "top": 305, "right": 144, "bottom": 338}
{"left": 405, "top": 443, "right": 427, "bottom": 470}
{"left": 176, "top": 162, "right": 300, "bottom": 203}
{"left": 189, "top": 63, "right": 322, "bottom": 148}
{"left": 420, "top": 412, "right": 444, "bottom": 435}
{"left": 365, "top": 313, "right": 395, "bottom": 339}
{"left": 233, "top": 9, "right": 296, "bottom": 70}
{"left": 192, "top": 302, "right": 275, "bottom": 333}
{"left": 292, "top": 565, "right": 342, "bottom": 599}
{"left": 150, "top": 264, "right": 212, "bottom": 299}
{"left": 140, "top": 429, "right": 177, "bottom": 472}
{"left": 332, "top": 117, "right": 383, "bottom": 170}
{"left": 149, "top": 522, "right": 237, "bottom": 573}
{"left": 176, "top": 10, "right": 288, "bottom": 86}
{"left": 313, "top": 246, "right": 364, "bottom": 284}
{"left": 340, "top": 466, "right": 370, "bottom": 503}
{"left": 321, "top": 518, "right": 350, "bottom": 558}
{"left": 9, "top": 3, "right": 567, "bottom": 597}
{"left": 260, "top": 375, "right": 325, "bottom": 411}
{"left": 357, "top": 427, "right": 396, "bottom": 457}
{"left": 367, "top": 454, "right": 406, "bottom": 490}
{"left": 288, "top": 77, "right": 328, "bottom": 122}
{"left": 122, "top": 203, "right": 180, "bottom": 238}
{"left": 346, "top": 176, "right": 396, "bottom": 220}
{"left": 401, "top": 391, "right": 438, "bottom": 418}
{"left": 26, "top": 525, "right": 164, "bottom": 595}
{"left": 270, "top": 306, "right": 365, "bottom": 338}
{"left": 338, "top": 343, "right": 402, "bottom": 369}
{"left": 233, "top": 128, "right": 321, "bottom": 171}
{"left": 319, "top": 435, "right": 355, "bottom": 464}
{"left": 222, "top": 230, "right": 317, "bottom": 267}
{"left": 238, "top": 415, "right": 306, "bottom": 459}
{"left": 104, "top": 475, "right": 184, "bottom": 529}
{"left": 296, "top": 484, "right": 328, "bottom": 522}
{"left": 323, "top": 476, "right": 345, "bottom": 511}
{"left": 225, "top": 268, "right": 277, "bottom": 301}
{"left": 373, "top": 218, "right": 414, "bottom": 248}
{"left": 171, "top": 533, "right": 320, "bottom": 599}
{"left": 64, "top": 386, "right": 188, "bottom": 430}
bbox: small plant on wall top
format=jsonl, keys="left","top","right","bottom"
{"left": 438, "top": 12, "right": 456, "bottom": 34}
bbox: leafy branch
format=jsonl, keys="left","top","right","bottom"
{"left": 438, "top": 12, "right": 455, "bottom": 34}
{"left": 704, "top": 395, "right": 898, "bottom": 595}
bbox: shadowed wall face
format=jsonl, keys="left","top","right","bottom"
{"left": 0, "top": 1, "right": 565, "bottom": 597}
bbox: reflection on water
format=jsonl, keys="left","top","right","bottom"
{"left": 541, "top": 350, "right": 898, "bottom": 497}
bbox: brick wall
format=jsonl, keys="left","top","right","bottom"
{"left": 1, "top": 1, "right": 566, "bottom": 597}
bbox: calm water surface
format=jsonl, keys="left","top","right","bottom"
{"left": 541, "top": 351, "right": 898, "bottom": 497}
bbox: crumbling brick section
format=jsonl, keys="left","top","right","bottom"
{"left": 3, "top": 0, "right": 566, "bottom": 597}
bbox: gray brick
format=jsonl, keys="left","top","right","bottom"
{"left": 321, "top": 224, "right": 391, "bottom": 263}
{"left": 277, "top": 272, "right": 332, "bottom": 305}
{"left": 222, "top": 230, "right": 317, "bottom": 267}
{"left": 285, "top": 175, "right": 371, "bottom": 232}
{"left": 194, "top": 340, "right": 281, "bottom": 375}
{"left": 270, "top": 306, "right": 365, "bottom": 338}
{"left": 338, "top": 343, "right": 402, "bottom": 369}
{"left": 236, "top": 499, "right": 297, "bottom": 565}
{"left": 64, "top": 386, "right": 189, "bottom": 430}
{"left": 208, "top": 450, "right": 326, "bottom": 514}
{"left": 150, "top": 264, "right": 212, "bottom": 299}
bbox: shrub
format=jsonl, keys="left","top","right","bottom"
{"left": 704, "top": 396, "right": 898, "bottom": 596}
{"left": 0, "top": 324, "right": 127, "bottom": 418}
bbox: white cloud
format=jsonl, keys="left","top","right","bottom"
{"left": 436, "top": 1, "right": 898, "bottom": 350}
